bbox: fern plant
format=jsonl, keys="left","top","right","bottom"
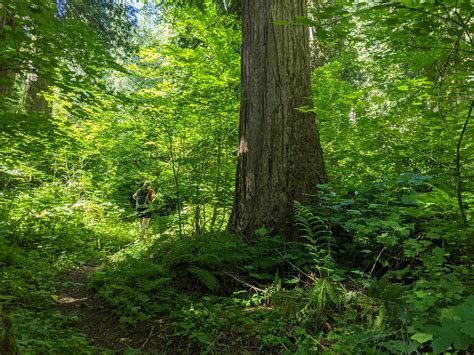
{"left": 293, "top": 201, "right": 343, "bottom": 322}
{"left": 294, "top": 201, "right": 336, "bottom": 277}
{"left": 188, "top": 266, "right": 220, "bottom": 292}
{"left": 294, "top": 201, "right": 334, "bottom": 252}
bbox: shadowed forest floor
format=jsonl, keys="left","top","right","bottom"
{"left": 57, "top": 261, "right": 169, "bottom": 354}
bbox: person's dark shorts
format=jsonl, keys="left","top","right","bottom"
{"left": 137, "top": 208, "right": 152, "bottom": 218}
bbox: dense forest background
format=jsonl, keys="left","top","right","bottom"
{"left": 1, "top": 0, "right": 473, "bottom": 353}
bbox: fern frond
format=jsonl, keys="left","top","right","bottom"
{"left": 294, "top": 201, "right": 334, "bottom": 251}
{"left": 310, "top": 278, "right": 340, "bottom": 311}
{"left": 188, "top": 266, "right": 220, "bottom": 292}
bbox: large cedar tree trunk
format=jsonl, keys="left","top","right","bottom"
{"left": 229, "top": 0, "right": 327, "bottom": 240}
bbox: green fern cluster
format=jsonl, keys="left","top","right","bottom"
{"left": 267, "top": 201, "right": 346, "bottom": 326}
{"left": 294, "top": 201, "right": 337, "bottom": 277}
{"left": 294, "top": 201, "right": 335, "bottom": 252}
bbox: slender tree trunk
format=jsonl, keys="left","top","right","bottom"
{"left": 24, "top": 72, "right": 51, "bottom": 114}
{"left": 0, "top": 15, "right": 17, "bottom": 101}
{"left": 229, "top": 0, "right": 327, "bottom": 241}
{"left": 193, "top": 163, "right": 203, "bottom": 235}
{"left": 209, "top": 139, "right": 222, "bottom": 232}
{"left": 25, "top": 6, "right": 54, "bottom": 116}
{"left": 455, "top": 101, "right": 472, "bottom": 227}
{"left": 0, "top": 69, "right": 16, "bottom": 103}
{"left": 1, "top": 10, "right": 51, "bottom": 115}
{"left": 166, "top": 127, "right": 183, "bottom": 237}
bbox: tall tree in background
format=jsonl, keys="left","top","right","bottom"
{"left": 229, "top": 0, "right": 327, "bottom": 240}
{"left": 0, "top": 0, "right": 134, "bottom": 190}
{"left": 0, "top": 14, "right": 16, "bottom": 101}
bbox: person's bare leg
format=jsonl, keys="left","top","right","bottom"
{"left": 141, "top": 217, "right": 150, "bottom": 239}
{"left": 138, "top": 218, "right": 144, "bottom": 238}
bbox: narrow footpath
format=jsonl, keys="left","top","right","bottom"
{"left": 57, "top": 261, "right": 168, "bottom": 354}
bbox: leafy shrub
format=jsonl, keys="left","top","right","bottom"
{"left": 13, "top": 310, "right": 100, "bottom": 355}
{"left": 310, "top": 177, "right": 474, "bottom": 353}
{"left": 416, "top": 295, "right": 474, "bottom": 354}
{"left": 90, "top": 232, "right": 329, "bottom": 351}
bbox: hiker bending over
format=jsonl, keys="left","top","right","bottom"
{"left": 132, "top": 180, "right": 156, "bottom": 239}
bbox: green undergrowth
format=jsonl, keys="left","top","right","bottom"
{"left": 2, "top": 246, "right": 104, "bottom": 354}
{"left": 2, "top": 174, "right": 473, "bottom": 354}
{"left": 91, "top": 232, "right": 346, "bottom": 353}
{"left": 88, "top": 231, "right": 378, "bottom": 352}
{"left": 1, "top": 184, "right": 135, "bottom": 354}
{"left": 91, "top": 174, "right": 474, "bottom": 354}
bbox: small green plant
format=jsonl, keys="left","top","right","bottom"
{"left": 12, "top": 310, "right": 100, "bottom": 354}
{"left": 412, "top": 295, "right": 474, "bottom": 354}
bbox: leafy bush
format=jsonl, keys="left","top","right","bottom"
{"left": 310, "top": 177, "right": 474, "bottom": 353}
{"left": 13, "top": 310, "right": 100, "bottom": 355}
{"left": 416, "top": 296, "right": 474, "bottom": 354}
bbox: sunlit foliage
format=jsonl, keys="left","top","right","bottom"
{"left": 1, "top": 1, "right": 472, "bottom": 353}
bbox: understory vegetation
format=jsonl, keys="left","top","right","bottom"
{"left": 1, "top": 0, "right": 473, "bottom": 354}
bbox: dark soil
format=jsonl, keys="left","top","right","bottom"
{"left": 57, "top": 261, "right": 170, "bottom": 354}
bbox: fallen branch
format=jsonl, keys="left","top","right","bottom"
{"left": 139, "top": 325, "right": 155, "bottom": 350}
{"left": 223, "top": 272, "right": 265, "bottom": 292}
{"left": 369, "top": 247, "right": 386, "bottom": 277}
{"left": 276, "top": 250, "right": 317, "bottom": 282}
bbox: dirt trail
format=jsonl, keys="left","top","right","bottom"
{"left": 57, "top": 261, "right": 168, "bottom": 354}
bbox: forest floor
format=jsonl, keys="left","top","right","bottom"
{"left": 56, "top": 260, "right": 169, "bottom": 354}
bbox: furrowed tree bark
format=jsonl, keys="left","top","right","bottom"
{"left": 229, "top": 0, "right": 327, "bottom": 241}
